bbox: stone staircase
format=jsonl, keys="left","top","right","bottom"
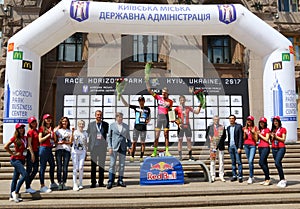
{"left": 1, "top": 143, "right": 300, "bottom": 180}
{"left": 0, "top": 143, "right": 300, "bottom": 208}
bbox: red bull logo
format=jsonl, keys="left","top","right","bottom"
{"left": 148, "top": 162, "right": 176, "bottom": 180}
{"left": 147, "top": 171, "right": 177, "bottom": 180}
{"left": 150, "top": 162, "right": 174, "bottom": 172}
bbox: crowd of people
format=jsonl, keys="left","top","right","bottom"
{"left": 4, "top": 88, "right": 288, "bottom": 203}
{"left": 206, "top": 114, "right": 287, "bottom": 188}
{"left": 4, "top": 110, "right": 132, "bottom": 202}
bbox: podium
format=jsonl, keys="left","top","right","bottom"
{"left": 140, "top": 156, "right": 184, "bottom": 185}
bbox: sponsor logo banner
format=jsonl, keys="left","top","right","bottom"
{"left": 8, "top": 43, "right": 14, "bottom": 52}
{"left": 13, "top": 51, "right": 23, "bottom": 60}
{"left": 289, "top": 46, "right": 294, "bottom": 55}
{"left": 282, "top": 53, "right": 290, "bottom": 61}
{"left": 273, "top": 61, "right": 282, "bottom": 70}
{"left": 140, "top": 157, "right": 184, "bottom": 185}
{"left": 22, "top": 60, "right": 32, "bottom": 70}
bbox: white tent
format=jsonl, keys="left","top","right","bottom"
{"left": 3, "top": 1, "right": 297, "bottom": 142}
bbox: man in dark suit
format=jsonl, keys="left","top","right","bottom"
{"left": 87, "top": 110, "right": 109, "bottom": 188}
{"left": 227, "top": 114, "right": 244, "bottom": 183}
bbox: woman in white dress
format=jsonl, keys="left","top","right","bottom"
{"left": 71, "top": 120, "right": 88, "bottom": 191}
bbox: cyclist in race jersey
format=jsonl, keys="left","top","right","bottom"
{"left": 120, "top": 94, "right": 151, "bottom": 162}
{"left": 146, "top": 80, "right": 173, "bottom": 157}
{"left": 174, "top": 95, "right": 202, "bottom": 161}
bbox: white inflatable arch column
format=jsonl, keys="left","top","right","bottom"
{"left": 264, "top": 49, "right": 296, "bottom": 142}
{"left": 3, "top": 1, "right": 297, "bottom": 143}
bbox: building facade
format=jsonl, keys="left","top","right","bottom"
{"left": 0, "top": 0, "right": 299, "bottom": 143}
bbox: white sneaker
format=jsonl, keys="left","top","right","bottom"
{"left": 247, "top": 177, "right": 253, "bottom": 184}
{"left": 211, "top": 176, "right": 215, "bottom": 182}
{"left": 78, "top": 184, "right": 83, "bottom": 190}
{"left": 9, "top": 197, "right": 22, "bottom": 202}
{"left": 40, "top": 186, "right": 52, "bottom": 193}
{"left": 263, "top": 180, "right": 271, "bottom": 186}
{"left": 11, "top": 191, "right": 19, "bottom": 203}
{"left": 277, "top": 180, "right": 287, "bottom": 188}
{"left": 220, "top": 177, "right": 226, "bottom": 182}
{"left": 25, "top": 187, "right": 36, "bottom": 194}
{"left": 73, "top": 183, "right": 79, "bottom": 191}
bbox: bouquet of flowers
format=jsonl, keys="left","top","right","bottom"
{"left": 116, "top": 78, "right": 127, "bottom": 101}
{"left": 144, "top": 62, "right": 153, "bottom": 82}
{"left": 194, "top": 89, "right": 206, "bottom": 109}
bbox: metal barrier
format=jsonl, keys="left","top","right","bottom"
{"left": 180, "top": 160, "right": 212, "bottom": 183}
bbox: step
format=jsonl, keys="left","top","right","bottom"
{"left": 1, "top": 151, "right": 298, "bottom": 160}
{"left": 1, "top": 168, "right": 300, "bottom": 181}
{"left": 0, "top": 181, "right": 300, "bottom": 208}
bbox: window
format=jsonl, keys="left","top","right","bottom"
{"left": 58, "top": 33, "right": 83, "bottom": 61}
{"left": 207, "top": 36, "right": 231, "bottom": 64}
{"left": 287, "top": 36, "right": 300, "bottom": 61}
{"left": 278, "top": 0, "right": 298, "bottom": 12}
{"left": 132, "top": 35, "right": 158, "bottom": 62}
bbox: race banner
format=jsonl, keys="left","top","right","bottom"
{"left": 56, "top": 77, "right": 249, "bottom": 143}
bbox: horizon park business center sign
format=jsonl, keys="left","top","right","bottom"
{"left": 3, "top": 1, "right": 297, "bottom": 143}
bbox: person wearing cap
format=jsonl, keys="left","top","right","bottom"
{"left": 227, "top": 114, "right": 243, "bottom": 183}
{"left": 120, "top": 94, "right": 151, "bottom": 162}
{"left": 87, "top": 110, "right": 109, "bottom": 188}
{"left": 206, "top": 115, "right": 226, "bottom": 182}
{"left": 54, "top": 116, "right": 74, "bottom": 190}
{"left": 25, "top": 116, "right": 39, "bottom": 194}
{"left": 4, "top": 123, "right": 28, "bottom": 203}
{"left": 38, "top": 114, "right": 58, "bottom": 193}
{"left": 257, "top": 117, "right": 271, "bottom": 186}
{"left": 270, "top": 116, "right": 287, "bottom": 188}
{"left": 243, "top": 115, "right": 258, "bottom": 184}
{"left": 146, "top": 80, "right": 173, "bottom": 157}
{"left": 174, "top": 95, "right": 202, "bottom": 161}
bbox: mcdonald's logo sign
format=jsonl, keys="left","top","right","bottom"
{"left": 8, "top": 43, "right": 14, "bottom": 52}
{"left": 13, "top": 51, "right": 23, "bottom": 60}
{"left": 22, "top": 60, "right": 32, "bottom": 70}
{"left": 282, "top": 53, "right": 290, "bottom": 61}
{"left": 273, "top": 61, "right": 282, "bottom": 70}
